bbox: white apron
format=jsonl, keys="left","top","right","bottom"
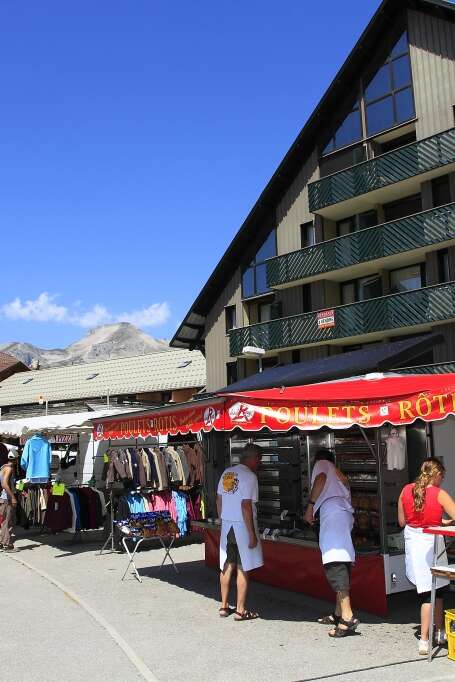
{"left": 219, "top": 519, "right": 264, "bottom": 572}
{"left": 319, "top": 507, "right": 355, "bottom": 565}
{"left": 404, "top": 525, "right": 449, "bottom": 593}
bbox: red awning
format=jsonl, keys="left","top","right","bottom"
{"left": 221, "top": 373, "right": 455, "bottom": 432}
{"left": 92, "top": 398, "right": 225, "bottom": 440}
{"left": 92, "top": 374, "right": 455, "bottom": 439}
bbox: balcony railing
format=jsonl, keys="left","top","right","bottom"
{"left": 267, "top": 203, "right": 455, "bottom": 287}
{"left": 229, "top": 282, "right": 455, "bottom": 356}
{"left": 308, "top": 127, "right": 455, "bottom": 212}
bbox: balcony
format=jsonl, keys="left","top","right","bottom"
{"left": 267, "top": 203, "right": 455, "bottom": 288}
{"left": 229, "top": 282, "right": 455, "bottom": 356}
{"left": 308, "top": 127, "right": 455, "bottom": 218}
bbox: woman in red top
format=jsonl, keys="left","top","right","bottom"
{"left": 398, "top": 458, "right": 455, "bottom": 655}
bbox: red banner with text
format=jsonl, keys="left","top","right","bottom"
{"left": 223, "top": 391, "right": 455, "bottom": 432}
{"left": 93, "top": 401, "right": 224, "bottom": 440}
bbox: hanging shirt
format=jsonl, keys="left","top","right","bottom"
{"left": 385, "top": 428, "right": 406, "bottom": 470}
{"left": 20, "top": 435, "right": 52, "bottom": 482}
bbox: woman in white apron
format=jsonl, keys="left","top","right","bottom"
{"left": 398, "top": 458, "right": 455, "bottom": 655}
{"left": 304, "top": 449, "right": 358, "bottom": 638}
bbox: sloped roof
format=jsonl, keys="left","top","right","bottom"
{"left": 170, "top": 0, "right": 455, "bottom": 351}
{"left": 0, "top": 352, "right": 28, "bottom": 373}
{"left": 0, "top": 349, "right": 206, "bottom": 407}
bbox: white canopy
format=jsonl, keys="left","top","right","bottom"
{"left": 0, "top": 408, "right": 130, "bottom": 438}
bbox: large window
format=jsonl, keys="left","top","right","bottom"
{"left": 337, "top": 210, "right": 377, "bottom": 237}
{"left": 389, "top": 263, "right": 424, "bottom": 294}
{"left": 365, "top": 32, "right": 415, "bottom": 136}
{"left": 323, "top": 103, "right": 362, "bottom": 155}
{"left": 341, "top": 274, "right": 382, "bottom": 304}
{"left": 242, "top": 231, "right": 276, "bottom": 298}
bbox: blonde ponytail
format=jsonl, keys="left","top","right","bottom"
{"left": 413, "top": 458, "right": 445, "bottom": 512}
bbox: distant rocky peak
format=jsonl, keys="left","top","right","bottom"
{"left": 0, "top": 323, "right": 169, "bottom": 368}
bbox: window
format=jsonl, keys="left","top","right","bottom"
{"left": 390, "top": 264, "right": 424, "bottom": 294}
{"left": 323, "top": 104, "right": 362, "bottom": 155}
{"left": 225, "top": 306, "right": 237, "bottom": 333}
{"left": 336, "top": 210, "right": 378, "bottom": 237}
{"left": 438, "top": 250, "right": 450, "bottom": 283}
{"left": 302, "top": 284, "right": 312, "bottom": 313}
{"left": 341, "top": 275, "right": 382, "bottom": 304}
{"left": 258, "top": 302, "right": 273, "bottom": 323}
{"left": 365, "top": 32, "right": 415, "bottom": 136}
{"left": 432, "top": 175, "right": 451, "bottom": 208}
{"left": 383, "top": 193, "right": 422, "bottom": 222}
{"left": 226, "top": 362, "right": 238, "bottom": 386}
{"left": 301, "top": 221, "right": 315, "bottom": 248}
{"left": 242, "top": 230, "right": 276, "bottom": 298}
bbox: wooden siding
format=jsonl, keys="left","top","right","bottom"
{"left": 408, "top": 9, "right": 455, "bottom": 139}
{"left": 204, "top": 267, "right": 242, "bottom": 392}
{"left": 276, "top": 150, "right": 319, "bottom": 255}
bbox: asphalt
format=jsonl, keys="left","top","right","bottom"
{"left": 3, "top": 530, "right": 455, "bottom": 682}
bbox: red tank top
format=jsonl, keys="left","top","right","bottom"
{"left": 401, "top": 483, "right": 443, "bottom": 528}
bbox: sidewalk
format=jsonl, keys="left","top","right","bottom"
{"left": 4, "top": 531, "right": 455, "bottom": 682}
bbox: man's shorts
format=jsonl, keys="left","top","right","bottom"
{"left": 323, "top": 561, "right": 352, "bottom": 592}
{"left": 226, "top": 527, "right": 243, "bottom": 569}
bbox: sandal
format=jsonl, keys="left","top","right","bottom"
{"left": 219, "top": 608, "right": 232, "bottom": 618}
{"left": 318, "top": 613, "right": 340, "bottom": 625}
{"left": 234, "top": 610, "right": 259, "bottom": 621}
{"left": 328, "top": 617, "right": 360, "bottom": 638}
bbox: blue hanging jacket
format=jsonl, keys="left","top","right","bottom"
{"left": 20, "top": 435, "right": 52, "bottom": 482}
{"left": 172, "top": 491, "right": 188, "bottom": 535}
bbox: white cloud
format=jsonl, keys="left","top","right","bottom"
{"left": 71, "top": 305, "right": 112, "bottom": 328}
{"left": 1, "top": 293, "right": 170, "bottom": 329}
{"left": 1, "top": 292, "right": 68, "bottom": 323}
{"left": 117, "top": 302, "right": 170, "bottom": 327}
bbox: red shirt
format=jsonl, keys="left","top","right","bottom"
{"left": 401, "top": 483, "right": 443, "bottom": 528}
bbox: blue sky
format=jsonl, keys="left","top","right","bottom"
{"left": 0, "top": 0, "right": 381, "bottom": 348}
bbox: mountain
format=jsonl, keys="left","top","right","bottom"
{"left": 0, "top": 323, "right": 169, "bottom": 368}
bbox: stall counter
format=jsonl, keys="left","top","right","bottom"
{"left": 193, "top": 522, "right": 388, "bottom": 616}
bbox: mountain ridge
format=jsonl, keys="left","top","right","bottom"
{"left": 0, "top": 323, "right": 169, "bottom": 368}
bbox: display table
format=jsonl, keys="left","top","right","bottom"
{"left": 423, "top": 526, "right": 455, "bottom": 662}
{"left": 193, "top": 521, "right": 388, "bottom": 616}
{"left": 115, "top": 512, "right": 180, "bottom": 584}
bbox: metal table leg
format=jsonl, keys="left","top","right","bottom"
{"left": 158, "top": 535, "right": 179, "bottom": 574}
{"left": 121, "top": 537, "right": 144, "bottom": 583}
{"left": 428, "top": 535, "right": 438, "bottom": 663}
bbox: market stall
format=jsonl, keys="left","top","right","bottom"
{"left": 92, "top": 375, "right": 455, "bottom": 616}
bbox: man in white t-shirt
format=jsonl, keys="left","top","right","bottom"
{"left": 304, "top": 448, "right": 359, "bottom": 638}
{"left": 216, "top": 443, "right": 263, "bottom": 621}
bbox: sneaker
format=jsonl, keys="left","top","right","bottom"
{"left": 3, "top": 545, "right": 17, "bottom": 553}
{"left": 419, "top": 639, "right": 429, "bottom": 656}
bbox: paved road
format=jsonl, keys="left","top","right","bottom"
{"left": 4, "top": 534, "right": 455, "bottom": 681}
{"left": 2, "top": 556, "right": 143, "bottom": 682}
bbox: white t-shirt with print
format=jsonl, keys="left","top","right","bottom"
{"left": 217, "top": 463, "right": 259, "bottom": 522}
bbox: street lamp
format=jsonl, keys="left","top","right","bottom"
{"left": 242, "top": 345, "right": 265, "bottom": 373}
